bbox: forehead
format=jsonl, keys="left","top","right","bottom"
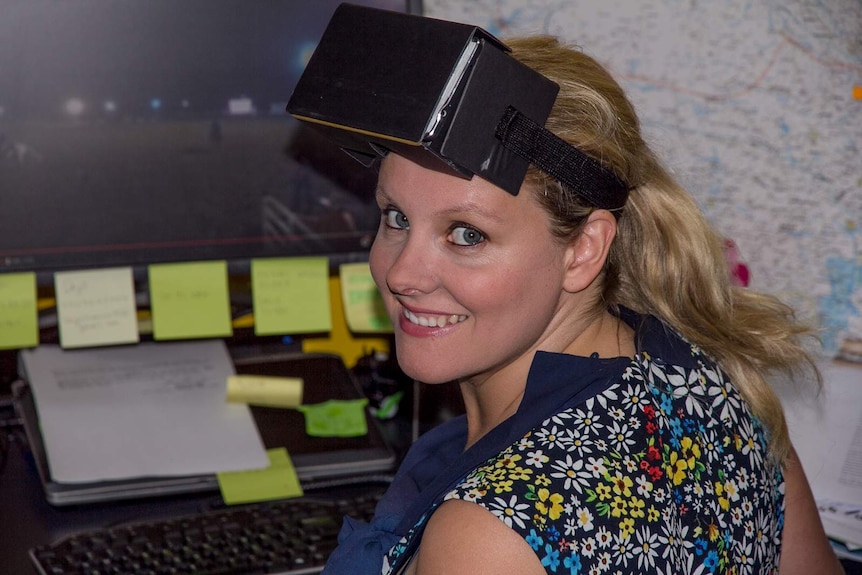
{"left": 376, "top": 153, "right": 534, "bottom": 216}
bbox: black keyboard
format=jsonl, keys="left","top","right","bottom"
{"left": 29, "top": 484, "right": 388, "bottom": 575}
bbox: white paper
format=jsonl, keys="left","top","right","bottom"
{"left": 779, "top": 360, "right": 862, "bottom": 548}
{"left": 21, "top": 340, "right": 269, "bottom": 483}
{"left": 820, "top": 504, "right": 862, "bottom": 548}
{"left": 781, "top": 361, "right": 862, "bottom": 505}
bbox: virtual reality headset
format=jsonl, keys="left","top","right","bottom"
{"left": 287, "top": 3, "right": 627, "bottom": 209}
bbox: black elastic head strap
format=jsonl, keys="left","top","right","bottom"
{"left": 496, "top": 106, "right": 629, "bottom": 210}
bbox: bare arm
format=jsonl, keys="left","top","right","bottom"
{"left": 779, "top": 444, "right": 845, "bottom": 575}
{"left": 403, "top": 499, "right": 545, "bottom": 575}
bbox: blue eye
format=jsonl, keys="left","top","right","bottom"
{"left": 450, "top": 225, "right": 485, "bottom": 246}
{"left": 383, "top": 208, "right": 409, "bottom": 230}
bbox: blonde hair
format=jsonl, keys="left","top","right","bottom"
{"left": 507, "top": 36, "right": 819, "bottom": 462}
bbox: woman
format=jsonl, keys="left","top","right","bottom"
{"left": 316, "top": 26, "right": 842, "bottom": 575}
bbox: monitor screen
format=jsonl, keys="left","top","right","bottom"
{"left": 0, "top": 0, "right": 420, "bottom": 279}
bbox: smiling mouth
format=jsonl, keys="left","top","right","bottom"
{"left": 403, "top": 309, "right": 467, "bottom": 328}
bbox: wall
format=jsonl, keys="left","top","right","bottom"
{"left": 425, "top": 0, "right": 862, "bottom": 358}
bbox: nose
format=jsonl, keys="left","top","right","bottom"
{"left": 375, "top": 233, "right": 436, "bottom": 297}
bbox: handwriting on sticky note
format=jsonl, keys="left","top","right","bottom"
{"left": 226, "top": 375, "right": 304, "bottom": 408}
{"left": 251, "top": 257, "right": 331, "bottom": 335}
{"left": 0, "top": 272, "right": 39, "bottom": 350}
{"left": 297, "top": 399, "right": 369, "bottom": 437}
{"left": 339, "top": 263, "right": 392, "bottom": 333}
{"left": 148, "top": 261, "right": 233, "bottom": 340}
{"left": 217, "top": 447, "right": 303, "bottom": 505}
{"left": 54, "top": 267, "right": 139, "bottom": 348}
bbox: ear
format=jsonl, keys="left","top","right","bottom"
{"left": 562, "top": 209, "right": 617, "bottom": 293}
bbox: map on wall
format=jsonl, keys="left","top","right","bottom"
{"left": 426, "top": 0, "right": 862, "bottom": 358}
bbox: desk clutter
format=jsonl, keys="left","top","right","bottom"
{"left": 0, "top": 281, "right": 428, "bottom": 575}
{"left": 13, "top": 343, "right": 398, "bottom": 507}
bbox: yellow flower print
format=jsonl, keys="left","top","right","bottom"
{"left": 508, "top": 466, "right": 532, "bottom": 481}
{"left": 680, "top": 436, "right": 702, "bottom": 471}
{"left": 619, "top": 517, "right": 636, "bottom": 538}
{"left": 629, "top": 496, "right": 646, "bottom": 518}
{"left": 492, "top": 479, "right": 513, "bottom": 494}
{"left": 647, "top": 505, "right": 660, "bottom": 522}
{"left": 666, "top": 451, "right": 688, "bottom": 485}
{"left": 498, "top": 453, "right": 522, "bottom": 469}
{"left": 536, "top": 488, "right": 565, "bottom": 521}
{"left": 715, "top": 481, "right": 730, "bottom": 511}
{"left": 595, "top": 483, "right": 612, "bottom": 501}
{"left": 609, "top": 496, "right": 628, "bottom": 518}
{"left": 535, "top": 474, "right": 552, "bottom": 487}
{"left": 611, "top": 471, "right": 634, "bottom": 497}
{"left": 532, "top": 513, "right": 547, "bottom": 529}
{"left": 486, "top": 467, "right": 506, "bottom": 483}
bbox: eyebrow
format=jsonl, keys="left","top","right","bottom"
{"left": 436, "top": 201, "right": 506, "bottom": 224}
{"left": 375, "top": 186, "right": 507, "bottom": 224}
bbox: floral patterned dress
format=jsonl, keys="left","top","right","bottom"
{"left": 381, "top": 321, "right": 784, "bottom": 574}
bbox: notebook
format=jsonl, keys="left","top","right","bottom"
{"left": 14, "top": 350, "right": 397, "bottom": 506}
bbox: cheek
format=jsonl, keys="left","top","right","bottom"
{"left": 368, "top": 241, "right": 389, "bottom": 293}
{"left": 368, "top": 238, "right": 405, "bottom": 314}
{"left": 463, "top": 264, "right": 555, "bottom": 317}
{"left": 472, "top": 261, "right": 563, "bottom": 331}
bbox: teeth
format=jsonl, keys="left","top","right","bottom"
{"left": 404, "top": 309, "right": 467, "bottom": 327}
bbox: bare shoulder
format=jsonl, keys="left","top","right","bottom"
{"left": 779, "top": 444, "right": 845, "bottom": 575}
{"left": 406, "top": 498, "right": 546, "bottom": 575}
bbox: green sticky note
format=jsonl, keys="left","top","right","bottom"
{"left": 297, "top": 399, "right": 369, "bottom": 437}
{"left": 0, "top": 272, "right": 39, "bottom": 350}
{"left": 55, "top": 267, "right": 139, "bottom": 349}
{"left": 216, "top": 447, "right": 303, "bottom": 505}
{"left": 251, "top": 257, "right": 331, "bottom": 335}
{"left": 338, "top": 263, "right": 392, "bottom": 333}
{"left": 148, "top": 261, "right": 233, "bottom": 340}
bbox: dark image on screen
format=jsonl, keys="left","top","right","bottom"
{"left": 0, "top": 0, "right": 417, "bottom": 275}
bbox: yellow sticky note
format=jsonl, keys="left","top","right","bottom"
{"left": 148, "top": 261, "right": 233, "bottom": 340}
{"left": 54, "top": 267, "right": 139, "bottom": 349}
{"left": 216, "top": 447, "right": 303, "bottom": 505}
{"left": 297, "top": 399, "right": 369, "bottom": 437}
{"left": 854, "top": 86, "right": 862, "bottom": 101}
{"left": 226, "top": 375, "right": 304, "bottom": 408}
{"left": 251, "top": 257, "right": 331, "bottom": 335}
{"left": 339, "top": 263, "right": 392, "bottom": 333}
{"left": 0, "top": 272, "right": 39, "bottom": 350}
{"left": 302, "top": 275, "right": 390, "bottom": 368}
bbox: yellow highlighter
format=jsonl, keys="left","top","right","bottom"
{"left": 226, "top": 375, "right": 304, "bottom": 409}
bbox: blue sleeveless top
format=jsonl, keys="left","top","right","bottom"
{"left": 322, "top": 312, "right": 784, "bottom": 574}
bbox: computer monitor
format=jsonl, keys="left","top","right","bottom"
{"left": 0, "top": 0, "right": 422, "bottom": 283}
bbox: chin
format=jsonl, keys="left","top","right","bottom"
{"left": 395, "top": 354, "right": 459, "bottom": 385}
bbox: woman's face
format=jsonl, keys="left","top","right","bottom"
{"left": 369, "top": 153, "right": 574, "bottom": 386}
